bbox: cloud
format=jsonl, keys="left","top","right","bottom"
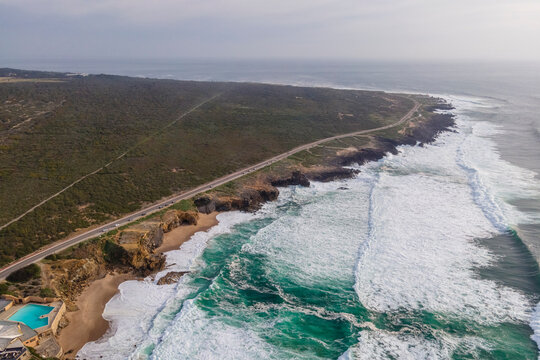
{"left": 0, "top": 0, "right": 424, "bottom": 24}
{"left": 1, "top": 0, "right": 539, "bottom": 60}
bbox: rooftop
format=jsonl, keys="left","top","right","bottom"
{"left": 0, "top": 301, "right": 11, "bottom": 311}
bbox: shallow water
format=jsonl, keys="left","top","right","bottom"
{"left": 78, "top": 94, "right": 540, "bottom": 359}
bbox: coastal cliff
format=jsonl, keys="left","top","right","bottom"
{"left": 41, "top": 99, "right": 454, "bottom": 305}
{"left": 44, "top": 209, "right": 201, "bottom": 306}
{"left": 194, "top": 184, "right": 279, "bottom": 213}
{"left": 194, "top": 103, "right": 455, "bottom": 213}
{"left": 41, "top": 97, "right": 454, "bottom": 357}
{"left": 111, "top": 210, "right": 199, "bottom": 274}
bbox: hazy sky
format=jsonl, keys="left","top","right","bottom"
{"left": 1, "top": 0, "right": 539, "bottom": 61}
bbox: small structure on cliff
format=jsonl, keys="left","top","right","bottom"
{"left": 0, "top": 296, "right": 65, "bottom": 359}
{"left": 0, "top": 320, "right": 37, "bottom": 359}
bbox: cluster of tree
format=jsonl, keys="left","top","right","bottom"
{"left": 6, "top": 263, "right": 41, "bottom": 283}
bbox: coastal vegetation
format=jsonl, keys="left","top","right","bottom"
{"left": 0, "top": 69, "right": 454, "bottom": 358}
{"left": 6, "top": 263, "right": 41, "bottom": 283}
{"left": 0, "top": 68, "right": 415, "bottom": 266}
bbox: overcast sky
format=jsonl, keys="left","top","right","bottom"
{"left": 1, "top": 0, "right": 539, "bottom": 61}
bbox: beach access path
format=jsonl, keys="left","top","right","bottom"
{"left": 0, "top": 98, "right": 419, "bottom": 280}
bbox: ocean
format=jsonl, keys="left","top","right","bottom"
{"left": 7, "top": 60, "right": 539, "bottom": 359}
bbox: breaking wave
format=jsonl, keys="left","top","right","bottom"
{"left": 80, "top": 95, "right": 540, "bottom": 359}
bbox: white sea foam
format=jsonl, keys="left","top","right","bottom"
{"left": 457, "top": 119, "right": 540, "bottom": 226}
{"left": 353, "top": 96, "right": 539, "bottom": 326}
{"left": 449, "top": 96, "right": 540, "bottom": 354}
{"left": 77, "top": 278, "right": 177, "bottom": 359}
{"left": 149, "top": 300, "right": 278, "bottom": 360}
{"left": 340, "top": 328, "right": 491, "bottom": 360}
{"left": 343, "top": 331, "right": 447, "bottom": 360}
{"left": 349, "top": 95, "right": 540, "bottom": 359}
{"left": 354, "top": 130, "right": 532, "bottom": 323}
{"left": 242, "top": 178, "right": 371, "bottom": 287}
{"left": 530, "top": 303, "right": 540, "bottom": 354}
{"left": 78, "top": 211, "right": 257, "bottom": 359}
{"left": 80, "top": 94, "right": 540, "bottom": 359}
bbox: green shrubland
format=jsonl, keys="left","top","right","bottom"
{"left": 0, "top": 69, "right": 415, "bottom": 265}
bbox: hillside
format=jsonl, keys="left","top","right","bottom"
{"left": 0, "top": 68, "right": 415, "bottom": 265}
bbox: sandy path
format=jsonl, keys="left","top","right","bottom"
{"left": 0, "top": 94, "right": 220, "bottom": 232}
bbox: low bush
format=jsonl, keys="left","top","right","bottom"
{"left": 39, "top": 287, "right": 55, "bottom": 298}
{"left": 6, "top": 264, "right": 41, "bottom": 283}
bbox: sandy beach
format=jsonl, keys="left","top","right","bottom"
{"left": 58, "top": 272, "right": 135, "bottom": 358}
{"left": 58, "top": 212, "right": 219, "bottom": 357}
{"left": 156, "top": 212, "right": 219, "bottom": 254}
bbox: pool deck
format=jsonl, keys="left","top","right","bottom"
{"left": 0, "top": 301, "right": 64, "bottom": 334}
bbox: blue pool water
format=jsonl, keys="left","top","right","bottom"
{"left": 9, "top": 304, "right": 54, "bottom": 329}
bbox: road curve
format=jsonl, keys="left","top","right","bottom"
{"left": 0, "top": 99, "right": 419, "bottom": 279}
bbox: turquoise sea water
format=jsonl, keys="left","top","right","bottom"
{"left": 152, "top": 218, "right": 538, "bottom": 359}
{"left": 79, "top": 95, "right": 540, "bottom": 359}
{"left": 39, "top": 60, "right": 538, "bottom": 359}
{"left": 9, "top": 303, "right": 53, "bottom": 329}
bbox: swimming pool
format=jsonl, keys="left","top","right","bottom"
{"left": 8, "top": 304, "right": 54, "bottom": 329}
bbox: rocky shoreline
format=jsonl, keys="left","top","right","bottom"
{"left": 43, "top": 97, "right": 455, "bottom": 358}
{"left": 193, "top": 105, "right": 455, "bottom": 216}
{"left": 116, "top": 99, "right": 455, "bottom": 283}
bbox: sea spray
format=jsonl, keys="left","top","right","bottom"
{"left": 78, "top": 211, "right": 259, "bottom": 359}
{"left": 80, "top": 95, "right": 540, "bottom": 359}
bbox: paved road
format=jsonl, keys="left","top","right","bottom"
{"left": 0, "top": 99, "right": 419, "bottom": 279}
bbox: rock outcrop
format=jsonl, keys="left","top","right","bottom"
{"left": 161, "top": 210, "right": 198, "bottom": 232}
{"left": 305, "top": 167, "right": 359, "bottom": 182}
{"left": 118, "top": 220, "right": 163, "bottom": 250}
{"left": 112, "top": 210, "right": 200, "bottom": 275}
{"left": 270, "top": 171, "right": 310, "bottom": 187}
{"left": 116, "top": 219, "right": 165, "bottom": 274}
{"left": 195, "top": 184, "right": 279, "bottom": 213}
{"left": 49, "top": 258, "right": 106, "bottom": 303}
{"left": 157, "top": 271, "right": 188, "bottom": 285}
{"left": 334, "top": 112, "right": 455, "bottom": 167}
